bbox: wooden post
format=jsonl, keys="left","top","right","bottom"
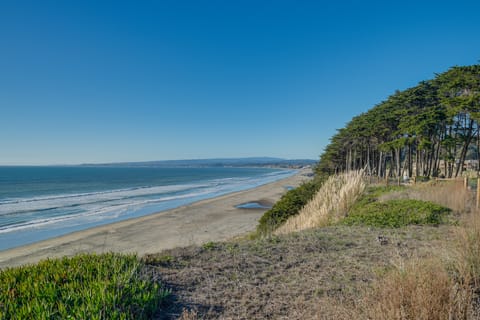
{"left": 464, "top": 176, "right": 468, "bottom": 189}
{"left": 413, "top": 176, "right": 417, "bottom": 185}
{"left": 385, "top": 177, "right": 389, "bottom": 187}
{"left": 477, "top": 178, "right": 480, "bottom": 210}
{"left": 397, "top": 176, "right": 401, "bottom": 186}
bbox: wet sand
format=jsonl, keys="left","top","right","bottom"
{"left": 0, "top": 169, "right": 311, "bottom": 268}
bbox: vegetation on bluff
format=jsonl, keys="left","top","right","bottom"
{"left": 145, "top": 180, "right": 479, "bottom": 319}
{"left": 276, "top": 170, "right": 366, "bottom": 234}
{"left": 343, "top": 197, "right": 451, "bottom": 228}
{"left": 256, "top": 177, "right": 324, "bottom": 236}
{"left": 0, "top": 253, "right": 169, "bottom": 320}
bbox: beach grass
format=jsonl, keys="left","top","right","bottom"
{"left": 275, "top": 170, "right": 366, "bottom": 234}
{"left": 256, "top": 178, "right": 323, "bottom": 236}
{"left": 0, "top": 253, "right": 169, "bottom": 319}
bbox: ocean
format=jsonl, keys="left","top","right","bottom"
{"left": 0, "top": 166, "right": 295, "bottom": 251}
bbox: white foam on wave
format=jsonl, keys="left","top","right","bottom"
{"left": 0, "top": 188, "right": 215, "bottom": 234}
{"left": 0, "top": 183, "right": 205, "bottom": 216}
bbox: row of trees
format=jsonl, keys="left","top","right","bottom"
{"left": 316, "top": 65, "right": 480, "bottom": 179}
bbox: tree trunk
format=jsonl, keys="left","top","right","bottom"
{"left": 455, "top": 119, "right": 475, "bottom": 177}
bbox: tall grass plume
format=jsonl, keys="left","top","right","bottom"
{"left": 276, "top": 170, "right": 366, "bottom": 234}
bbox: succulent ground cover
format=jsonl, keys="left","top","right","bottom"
{"left": 0, "top": 253, "right": 169, "bottom": 320}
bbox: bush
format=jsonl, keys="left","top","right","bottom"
{"left": 0, "top": 253, "right": 169, "bottom": 319}
{"left": 342, "top": 199, "right": 451, "bottom": 228}
{"left": 256, "top": 179, "right": 322, "bottom": 236}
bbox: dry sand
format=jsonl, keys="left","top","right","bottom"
{"left": 0, "top": 169, "right": 311, "bottom": 269}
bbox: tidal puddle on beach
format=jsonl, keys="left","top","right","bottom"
{"left": 235, "top": 202, "right": 272, "bottom": 209}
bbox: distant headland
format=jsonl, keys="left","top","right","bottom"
{"left": 80, "top": 157, "right": 317, "bottom": 169}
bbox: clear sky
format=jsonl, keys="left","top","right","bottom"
{"left": 1, "top": 1, "right": 480, "bottom": 165}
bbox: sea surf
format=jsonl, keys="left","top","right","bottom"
{"left": 0, "top": 166, "right": 295, "bottom": 251}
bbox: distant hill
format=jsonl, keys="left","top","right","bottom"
{"left": 81, "top": 157, "right": 317, "bottom": 168}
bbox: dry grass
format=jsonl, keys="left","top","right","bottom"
{"left": 362, "top": 257, "right": 473, "bottom": 320}
{"left": 276, "top": 170, "right": 366, "bottom": 234}
{"left": 454, "top": 213, "right": 480, "bottom": 288}
{"left": 147, "top": 225, "right": 453, "bottom": 319}
{"left": 359, "top": 185, "right": 480, "bottom": 320}
{"left": 379, "top": 180, "right": 473, "bottom": 214}
{"left": 178, "top": 309, "right": 198, "bottom": 320}
{"left": 146, "top": 179, "right": 480, "bottom": 319}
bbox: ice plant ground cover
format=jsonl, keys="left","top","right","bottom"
{"left": 0, "top": 253, "right": 169, "bottom": 319}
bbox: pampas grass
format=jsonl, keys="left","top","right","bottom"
{"left": 276, "top": 170, "right": 366, "bottom": 234}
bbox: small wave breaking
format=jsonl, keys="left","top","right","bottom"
{"left": 0, "top": 168, "right": 296, "bottom": 251}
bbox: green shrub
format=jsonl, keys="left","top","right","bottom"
{"left": 354, "top": 185, "right": 406, "bottom": 207}
{"left": 256, "top": 178, "right": 323, "bottom": 236}
{"left": 342, "top": 199, "right": 451, "bottom": 228}
{"left": 0, "top": 253, "right": 169, "bottom": 319}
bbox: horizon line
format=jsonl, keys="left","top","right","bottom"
{"left": 0, "top": 156, "right": 318, "bottom": 167}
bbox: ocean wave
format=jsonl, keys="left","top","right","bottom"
{"left": 0, "top": 188, "right": 215, "bottom": 234}
{"left": 0, "top": 183, "right": 205, "bottom": 216}
{"left": 0, "top": 169, "right": 296, "bottom": 236}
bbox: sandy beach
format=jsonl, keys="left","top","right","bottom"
{"left": 0, "top": 169, "right": 311, "bottom": 269}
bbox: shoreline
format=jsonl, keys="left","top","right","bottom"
{"left": 0, "top": 167, "right": 296, "bottom": 251}
{"left": 0, "top": 169, "right": 311, "bottom": 269}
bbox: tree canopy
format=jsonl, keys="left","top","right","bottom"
{"left": 316, "top": 64, "right": 480, "bottom": 179}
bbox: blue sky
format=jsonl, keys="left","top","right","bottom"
{"left": 1, "top": 1, "right": 480, "bottom": 165}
